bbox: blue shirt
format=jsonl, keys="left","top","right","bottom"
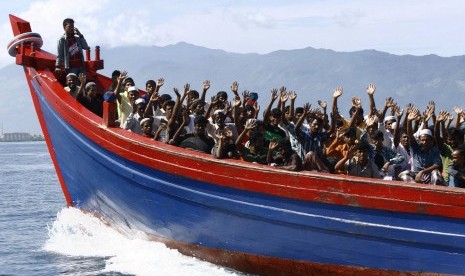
{"left": 410, "top": 140, "right": 442, "bottom": 173}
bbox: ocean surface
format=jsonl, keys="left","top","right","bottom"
{"left": 0, "top": 142, "right": 242, "bottom": 276}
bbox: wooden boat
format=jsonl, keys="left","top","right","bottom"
{"left": 7, "top": 14, "right": 465, "bottom": 275}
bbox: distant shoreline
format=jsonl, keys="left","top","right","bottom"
{"left": 0, "top": 132, "right": 45, "bottom": 142}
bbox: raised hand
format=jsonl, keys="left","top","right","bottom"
{"left": 366, "top": 83, "right": 376, "bottom": 95}
{"left": 280, "top": 91, "right": 289, "bottom": 103}
{"left": 351, "top": 97, "right": 361, "bottom": 108}
{"left": 317, "top": 100, "right": 327, "bottom": 110}
{"left": 395, "top": 106, "right": 404, "bottom": 118}
{"left": 428, "top": 100, "right": 436, "bottom": 114}
{"left": 405, "top": 103, "right": 414, "bottom": 114}
{"left": 78, "top": 72, "right": 86, "bottom": 84}
{"left": 156, "top": 78, "right": 164, "bottom": 88}
{"left": 408, "top": 108, "right": 420, "bottom": 121}
{"left": 436, "top": 110, "right": 448, "bottom": 122}
{"left": 333, "top": 87, "right": 343, "bottom": 98}
{"left": 271, "top": 88, "right": 278, "bottom": 100}
{"left": 288, "top": 91, "right": 297, "bottom": 101}
{"left": 303, "top": 103, "right": 311, "bottom": 115}
{"left": 203, "top": 80, "right": 210, "bottom": 91}
{"left": 184, "top": 83, "right": 190, "bottom": 94}
{"left": 245, "top": 118, "right": 258, "bottom": 130}
{"left": 149, "top": 91, "right": 159, "bottom": 103}
{"left": 173, "top": 87, "right": 180, "bottom": 98}
{"left": 453, "top": 106, "right": 462, "bottom": 114}
{"left": 117, "top": 71, "right": 128, "bottom": 83}
{"left": 242, "top": 90, "right": 250, "bottom": 102}
{"left": 231, "top": 81, "right": 239, "bottom": 94}
{"left": 385, "top": 97, "right": 394, "bottom": 108}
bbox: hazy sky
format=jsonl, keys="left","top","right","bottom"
{"left": 2, "top": 0, "right": 465, "bottom": 69}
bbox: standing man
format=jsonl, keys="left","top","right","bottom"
{"left": 55, "top": 18, "right": 89, "bottom": 76}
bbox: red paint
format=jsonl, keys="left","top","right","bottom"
{"left": 25, "top": 68, "right": 73, "bottom": 206}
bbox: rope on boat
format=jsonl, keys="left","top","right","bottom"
{"left": 7, "top": 32, "right": 43, "bottom": 57}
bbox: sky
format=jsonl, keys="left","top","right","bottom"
{"left": 2, "top": 0, "right": 465, "bottom": 70}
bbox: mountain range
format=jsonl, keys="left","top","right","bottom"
{"left": 2, "top": 42, "right": 465, "bottom": 134}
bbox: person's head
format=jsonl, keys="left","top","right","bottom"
{"left": 452, "top": 147, "right": 465, "bottom": 168}
{"left": 384, "top": 116, "right": 396, "bottom": 131}
{"left": 366, "top": 119, "right": 379, "bottom": 136}
{"left": 216, "top": 91, "right": 228, "bottom": 102}
{"left": 140, "top": 117, "right": 153, "bottom": 136}
{"left": 418, "top": 129, "right": 434, "bottom": 152}
{"left": 127, "top": 86, "right": 139, "bottom": 103}
{"left": 269, "top": 108, "right": 282, "bottom": 126}
{"left": 371, "top": 130, "right": 385, "bottom": 149}
{"left": 111, "top": 70, "right": 121, "bottom": 83}
{"left": 213, "top": 110, "right": 226, "bottom": 125}
{"left": 342, "top": 127, "right": 356, "bottom": 145}
{"left": 163, "top": 100, "right": 176, "bottom": 119}
{"left": 294, "top": 107, "right": 304, "bottom": 123}
{"left": 187, "top": 90, "right": 199, "bottom": 108}
{"left": 135, "top": 98, "right": 147, "bottom": 117}
{"left": 194, "top": 115, "right": 208, "bottom": 135}
{"left": 62, "top": 18, "right": 75, "bottom": 35}
{"left": 123, "top": 77, "right": 135, "bottom": 91}
{"left": 355, "top": 141, "right": 370, "bottom": 165}
{"left": 159, "top": 94, "right": 172, "bottom": 108}
{"left": 309, "top": 117, "right": 323, "bottom": 134}
{"left": 145, "top": 80, "right": 156, "bottom": 94}
{"left": 349, "top": 106, "right": 364, "bottom": 124}
{"left": 66, "top": 73, "right": 78, "bottom": 89}
{"left": 400, "top": 128, "right": 409, "bottom": 148}
{"left": 447, "top": 128, "right": 464, "bottom": 149}
{"left": 284, "top": 106, "right": 292, "bottom": 121}
{"left": 85, "top": 82, "right": 97, "bottom": 98}
{"left": 190, "top": 99, "right": 205, "bottom": 115}
{"left": 244, "top": 105, "right": 256, "bottom": 119}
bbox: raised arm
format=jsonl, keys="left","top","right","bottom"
{"left": 334, "top": 145, "right": 356, "bottom": 173}
{"left": 366, "top": 83, "right": 377, "bottom": 116}
{"left": 113, "top": 71, "right": 128, "bottom": 102}
{"left": 348, "top": 97, "right": 362, "bottom": 128}
{"left": 199, "top": 80, "right": 210, "bottom": 103}
{"left": 407, "top": 107, "right": 420, "bottom": 144}
{"left": 289, "top": 91, "right": 297, "bottom": 122}
{"left": 295, "top": 103, "right": 311, "bottom": 133}
{"left": 230, "top": 81, "right": 240, "bottom": 99}
{"left": 393, "top": 106, "right": 404, "bottom": 148}
{"left": 331, "top": 87, "right": 343, "bottom": 114}
{"left": 318, "top": 99, "right": 329, "bottom": 130}
{"left": 263, "top": 88, "right": 278, "bottom": 124}
{"left": 434, "top": 110, "right": 448, "bottom": 150}
{"left": 453, "top": 107, "right": 462, "bottom": 129}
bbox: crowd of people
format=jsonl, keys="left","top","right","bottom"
{"left": 56, "top": 18, "right": 465, "bottom": 188}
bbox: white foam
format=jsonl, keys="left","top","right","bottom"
{"left": 43, "top": 207, "right": 240, "bottom": 276}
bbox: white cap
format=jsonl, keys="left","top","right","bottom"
{"left": 384, "top": 115, "right": 396, "bottom": 123}
{"left": 419, "top": 128, "right": 432, "bottom": 137}
{"left": 135, "top": 98, "right": 146, "bottom": 105}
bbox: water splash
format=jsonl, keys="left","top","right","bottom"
{"left": 43, "top": 207, "right": 241, "bottom": 276}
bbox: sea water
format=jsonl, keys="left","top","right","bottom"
{"left": 0, "top": 142, "right": 242, "bottom": 276}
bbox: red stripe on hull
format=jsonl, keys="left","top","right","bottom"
{"left": 150, "top": 232, "right": 439, "bottom": 276}
{"left": 26, "top": 68, "right": 73, "bottom": 206}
